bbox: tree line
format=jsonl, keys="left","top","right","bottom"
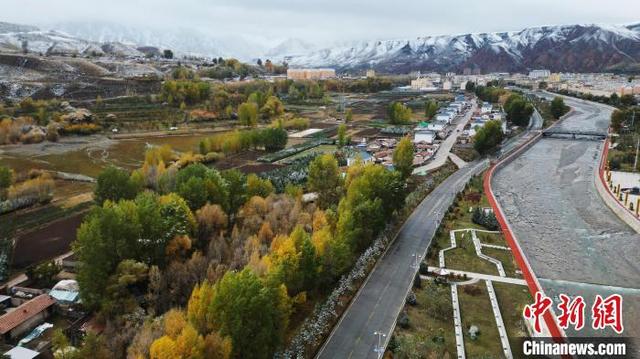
{"left": 71, "top": 138, "right": 416, "bottom": 358}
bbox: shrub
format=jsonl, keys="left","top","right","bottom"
{"left": 397, "top": 311, "right": 410, "bottom": 329}
{"left": 418, "top": 262, "right": 429, "bottom": 275}
{"left": 61, "top": 123, "right": 101, "bottom": 135}
{"left": 406, "top": 291, "right": 417, "bottom": 306}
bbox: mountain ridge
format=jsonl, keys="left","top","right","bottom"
{"left": 280, "top": 22, "right": 640, "bottom": 73}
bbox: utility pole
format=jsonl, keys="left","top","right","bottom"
{"left": 634, "top": 136, "right": 639, "bottom": 172}
{"left": 633, "top": 111, "right": 638, "bottom": 172}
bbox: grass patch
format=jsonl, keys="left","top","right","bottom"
{"left": 458, "top": 283, "right": 503, "bottom": 357}
{"left": 483, "top": 247, "right": 519, "bottom": 278}
{"left": 443, "top": 232, "right": 500, "bottom": 275}
{"left": 493, "top": 282, "right": 532, "bottom": 358}
{"left": 390, "top": 281, "right": 457, "bottom": 358}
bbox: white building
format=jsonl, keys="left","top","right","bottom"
{"left": 410, "top": 77, "right": 436, "bottom": 91}
{"left": 528, "top": 69, "right": 551, "bottom": 79}
{"left": 414, "top": 130, "right": 436, "bottom": 144}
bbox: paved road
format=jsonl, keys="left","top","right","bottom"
{"left": 414, "top": 102, "right": 477, "bottom": 174}
{"left": 317, "top": 159, "right": 488, "bottom": 359}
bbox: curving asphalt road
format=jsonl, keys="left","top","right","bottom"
{"left": 316, "top": 159, "right": 488, "bottom": 359}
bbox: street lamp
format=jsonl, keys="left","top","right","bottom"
{"left": 373, "top": 331, "right": 387, "bottom": 358}
{"left": 411, "top": 253, "right": 421, "bottom": 269}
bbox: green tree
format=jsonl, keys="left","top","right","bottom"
{"left": 337, "top": 164, "right": 404, "bottom": 255}
{"left": 288, "top": 84, "right": 302, "bottom": 101}
{"left": 177, "top": 176, "right": 209, "bottom": 210}
{"left": 504, "top": 94, "right": 534, "bottom": 126}
{"left": 94, "top": 166, "right": 140, "bottom": 205}
{"left": 345, "top": 108, "right": 353, "bottom": 123}
{"left": 74, "top": 193, "right": 195, "bottom": 309}
{"left": 393, "top": 137, "right": 415, "bottom": 180}
{"left": 238, "top": 102, "right": 258, "bottom": 127}
{"left": 221, "top": 169, "right": 247, "bottom": 216}
{"left": 473, "top": 120, "right": 504, "bottom": 154}
{"left": 28, "top": 260, "right": 61, "bottom": 287}
{"left": 610, "top": 109, "right": 626, "bottom": 133}
{"left": 175, "top": 164, "right": 229, "bottom": 210}
{"left": 387, "top": 102, "right": 412, "bottom": 124}
{"left": 465, "top": 81, "right": 476, "bottom": 92}
{"left": 337, "top": 124, "right": 348, "bottom": 147}
{"left": 307, "top": 154, "right": 342, "bottom": 209}
{"left": 550, "top": 97, "right": 567, "bottom": 119}
{"left": 205, "top": 269, "right": 290, "bottom": 359}
{"left": 260, "top": 127, "right": 288, "bottom": 151}
{"left": 424, "top": 100, "right": 438, "bottom": 119}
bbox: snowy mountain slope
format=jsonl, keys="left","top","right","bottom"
{"left": 50, "top": 21, "right": 267, "bottom": 60}
{"left": 0, "top": 22, "right": 143, "bottom": 57}
{"left": 282, "top": 23, "right": 640, "bottom": 73}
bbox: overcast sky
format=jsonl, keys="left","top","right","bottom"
{"left": 2, "top": 0, "right": 640, "bottom": 45}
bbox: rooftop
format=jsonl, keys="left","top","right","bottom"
{"left": 0, "top": 294, "right": 56, "bottom": 335}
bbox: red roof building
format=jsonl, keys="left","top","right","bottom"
{"left": 0, "top": 294, "right": 56, "bottom": 340}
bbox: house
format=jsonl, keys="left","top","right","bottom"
{"left": 413, "top": 130, "right": 436, "bottom": 144}
{"left": 49, "top": 280, "right": 80, "bottom": 306}
{"left": 346, "top": 150, "right": 373, "bottom": 166}
{"left": 0, "top": 294, "right": 56, "bottom": 341}
{"left": 480, "top": 102, "right": 493, "bottom": 114}
{"left": 426, "top": 121, "right": 447, "bottom": 132}
{"left": 435, "top": 112, "right": 453, "bottom": 123}
{"left": 3, "top": 346, "right": 40, "bottom": 359}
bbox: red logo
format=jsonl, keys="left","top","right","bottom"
{"left": 557, "top": 294, "right": 585, "bottom": 331}
{"left": 523, "top": 292, "right": 552, "bottom": 334}
{"left": 592, "top": 294, "right": 624, "bottom": 334}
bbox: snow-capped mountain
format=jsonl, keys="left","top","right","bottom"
{"left": 281, "top": 23, "right": 640, "bottom": 73}
{"left": 264, "top": 38, "right": 317, "bottom": 59}
{"left": 0, "top": 22, "right": 143, "bottom": 57}
{"left": 50, "top": 21, "right": 268, "bottom": 60}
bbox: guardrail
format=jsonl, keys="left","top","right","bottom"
{"left": 596, "top": 139, "right": 640, "bottom": 233}
{"left": 483, "top": 132, "right": 566, "bottom": 341}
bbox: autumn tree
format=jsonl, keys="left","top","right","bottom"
{"left": 266, "top": 225, "right": 318, "bottom": 295}
{"left": 307, "top": 154, "right": 342, "bottom": 209}
{"left": 238, "top": 102, "right": 258, "bottom": 127}
{"left": 246, "top": 174, "right": 274, "bottom": 198}
{"left": 260, "top": 96, "right": 285, "bottom": 119}
{"left": 74, "top": 192, "right": 195, "bottom": 308}
{"left": 393, "top": 137, "right": 415, "bottom": 180}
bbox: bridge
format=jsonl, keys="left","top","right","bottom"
{"left": 541, "top": 129, "right": 607, "bottom": 140}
